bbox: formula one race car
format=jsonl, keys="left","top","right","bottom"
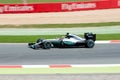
{"left": 28, "top": 33, "right": 96, "bottom": 49}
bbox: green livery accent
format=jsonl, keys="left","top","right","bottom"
{"left": 63, "top": 41, "right": 75, "bottom": 46}
{"left": 51, "top": 40, "right": 61, "bottom": 47}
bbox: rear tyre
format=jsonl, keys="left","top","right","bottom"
{"left": 42, "top": 41, "right": 52, "bottom": 49}
{"left": 85, "top": 39, "right": 95, "bottom": 48}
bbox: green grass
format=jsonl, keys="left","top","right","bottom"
{"left": 0, "top": 67, "right": 120, "bottom": 74}
{"left": 97, "top": 34, "right": 120, "bottom": 40}
{"left": 0, "top": 22, "right": 120, "bottom": 43}
{"left": 0, "top": 34, "right": 119, "bottom": 43}
{"left": 0, "top": 0, "right": 91, "bottom": 4}
{"left": 0, "top": 22, "right": 120, "bottom": 28}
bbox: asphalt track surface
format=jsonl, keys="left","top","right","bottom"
{"left": 0, "top": 43, "right": 120, "bottom": 65}
{"left": 0, "top": 74, "right": 120, "bottom": 80}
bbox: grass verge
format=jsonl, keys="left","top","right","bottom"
{"left": 0, "top": 34, "right": 119, "bottom": 43}
{"left": 0, "top": 22, "right": 120, "bottom": 28}
{"left": 0, "top": 67, "right": 120, "bottom": 74}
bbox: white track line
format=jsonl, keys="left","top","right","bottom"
{"left": 22, "top": 64, "right": 120, "bottom": 68}
{"left": 22, "top": 65, "right": 49, "bottom": 68}
{"left": 95, "top": 41, "right": 110, "bottom": 44}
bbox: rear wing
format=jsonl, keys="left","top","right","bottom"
{"left": 84, "top": 33, "right": 96, "bottom": 41}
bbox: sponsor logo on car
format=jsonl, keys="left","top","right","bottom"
{"left": 0, "top": 5, "right": 34, "bottom": 13}
{"left": 62, "top": 3, "right": 96, "bottom": 11}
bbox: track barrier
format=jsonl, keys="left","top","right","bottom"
{"left": 0, "top": 0, "right": 120, "bottom": 13}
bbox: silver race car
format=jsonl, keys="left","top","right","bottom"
{"left": 28, "top": 33, "right": 96, "bottom": 49}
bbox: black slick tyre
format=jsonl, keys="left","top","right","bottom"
{"left": 85, "top": 39, "right": 95, "bottom": 48}
{"left": 42, "top": 41, "right": 52, "bottom": 49}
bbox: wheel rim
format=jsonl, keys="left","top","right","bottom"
{"left": 43, "top": 42, "right": 51, "bottom": 49}
{"left": 46, "top": 43, "right": 51, "bottom": 48}
{"left": 88, "top": 41, "right": 94, "bottom": 47}
{"left": 87, "top": 40, "right": 94, "bottom": 48}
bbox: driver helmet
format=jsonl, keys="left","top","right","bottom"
{"left": 65, "top": 33, "right": 71, "bottom": 39}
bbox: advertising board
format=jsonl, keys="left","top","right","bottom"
{"left": 0, "top": 0, "right": 119, "bottom": 14}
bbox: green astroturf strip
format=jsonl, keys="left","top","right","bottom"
{"left": 0, "top": 67, "right": 120, "bottom": 74}
{"left": 0, "top": 34, "right": 119, "bottom": 43}
{"left": 0, "top": 22, "right": 120, "bottom": 28}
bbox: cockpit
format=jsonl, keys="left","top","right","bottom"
{"left": 65, "top": 33, "right": 83, "bottom": 40}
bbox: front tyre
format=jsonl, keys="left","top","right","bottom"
{"left": 42, "top": 41, "right": 52, "bottom": 49}
{"left": 85, "top": 39, "right": 95, "bottom": 48}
